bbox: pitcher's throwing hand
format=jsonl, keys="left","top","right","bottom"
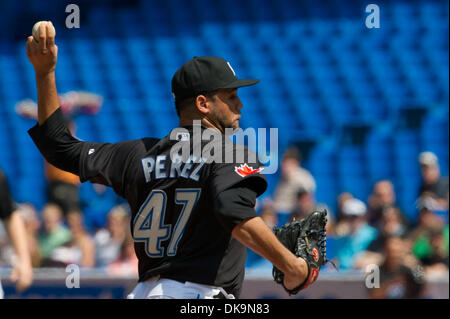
{"left": 26, "top": 21, "right": 58, "bottom": 76}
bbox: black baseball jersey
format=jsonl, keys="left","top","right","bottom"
{"left": 29, "top": 108, "right": 267, "bottom": 297}
{"left": 0, "top": 169, "right": 14, "bottom": 220}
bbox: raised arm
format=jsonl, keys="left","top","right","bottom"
{"left": 25, "top": 22, "right": 142, "bottom": 198}
{"left": 26, "top": 21, "right": 59, "bottom": 125}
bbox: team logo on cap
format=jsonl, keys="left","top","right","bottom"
{"left": 234, "top": 164, "right": 264, "bottom": 177}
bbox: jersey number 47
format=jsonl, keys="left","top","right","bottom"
{"left": 132, "top": 188, "right": 201, "bottom": 258}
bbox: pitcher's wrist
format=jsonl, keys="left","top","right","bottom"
{"left": 35, "top": 69, "right": 55, "bottom": 79}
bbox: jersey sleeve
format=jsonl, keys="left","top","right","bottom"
{"left": 77, "top": 140, "right": 141, "bottom": 198}
{"left": 209, "top": 144, "right": 268, "bottom": 199}
{"left": 214, "top": 186, "right": 258, "bottom": 232}
{"left": 0, "top": 169, "right": 14, "bottom": 220}
{"left": 206, "top": 143, "right": 267, "bottom": 232}
{"left": 28, "top": 107, "right": 151, "bottom": 199}
{"left": 28, "top": 107, "right": 85, "bottom": 175}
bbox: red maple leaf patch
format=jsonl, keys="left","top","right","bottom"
{"left": 234, "top": 164, "right": 264, "bottom": 177}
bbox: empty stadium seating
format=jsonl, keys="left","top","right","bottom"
{"left": 0, "top": 0, "right": 448, "bottom": 223}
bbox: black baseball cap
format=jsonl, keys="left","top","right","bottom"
{"left": 171, "top": 56, "right": 259, "bottom": 101}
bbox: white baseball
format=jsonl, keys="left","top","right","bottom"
{"left": 32, "top": 21, "right": 54, "bottom": 43}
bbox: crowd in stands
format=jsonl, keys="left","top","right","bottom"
{"left": 247, "top": 147, "right": 449, "bottom": 298}
{"left": 0, "top": 144, "right": 448, "bottom": 297}
{"left": 0, "top": 199, "right": 136, "bottom": 277}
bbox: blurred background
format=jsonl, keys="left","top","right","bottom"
{"left": 0, "top": 0, "right": 448, "bottom": 298}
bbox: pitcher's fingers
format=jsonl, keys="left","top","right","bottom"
{"left": 38, "top": 21, "right": 47, "bottom": 52}
{"left": 26, "top": 36, "right": 33, "bottom": 58}
{"left": 28, "top": 35, "right": 39, "bottom": 55}
{"left": 46, "top": 21, "right": 55, "bottom": 47}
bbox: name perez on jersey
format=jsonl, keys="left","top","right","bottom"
{"left": 141, "top": 154, "right": 208, "bottom": 183}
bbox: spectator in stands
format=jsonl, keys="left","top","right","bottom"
{"left": 367, "top": 180, "right": 398, "bottom": 227}
{"left": 336, "top": 192, "right": 353, "bottom": 220}
{"left": 368, "top": 236, "right": 425, "bottom": 299}
{"left": 17, "top": 204, "right": 42, "bottom": 267}
{"left": 107, "top": 235, "right": 138, "bottom": 277}
{"left": 273, "top": 147, "right": 316, "bottom": 214}
{"left": 420, "top": 229, "right": 449, "bottom": 278}
{"left": 333, "top": 198, "right": 378, "bottom": 270}
{"left": 334, "top": 192, "right": 354, "bottom": 236}
{"left": 45, "top": 152, "right": 81, "bottom": 217}
{"left": 66, "top": 210, "right": 96, "bottom": 267}
{"left": 0, "top": 204, "right": 41, "bottom": 267}
{"left": 94, "top": 205, "right": 130, "bottom": 267}
{"left": 289, "top": 189, "right": 331, "bottom": 222}
{"left": 369, "top": 205, "right": 410, "bottom": 251}
{"left": 38, "top": 203, "right": 71, "bottom": 265}
{"left": 45, "top": 209, "right": 96, "bottom": 268}
{"left": 355, "top": 205, "right": 410, "bottom": 269}
{"left": 408, "top": 197, "right": 449, "bottom": 278}
{"left": 418, "top": 151, "right": 449, "bottom": 209}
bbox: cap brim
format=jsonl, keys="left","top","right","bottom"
{"left": 221, "top": 79, "right": 259, "bottom": 89}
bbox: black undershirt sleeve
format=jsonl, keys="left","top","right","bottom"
{"left": 0, "top": 169, "right": 14, "bottom": 220}
{"left": 28, "top": 108, "right": 84, "bottom": 175}
{"left": 214, "top": 182, "right": 258, "bottom": 233}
